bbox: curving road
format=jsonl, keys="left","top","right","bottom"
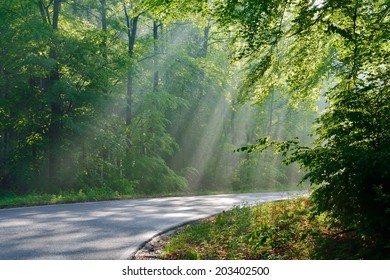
{"left": 0, "top": 191, "right": 301, "bottom": 260}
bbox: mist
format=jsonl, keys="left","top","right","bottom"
{"left": 0, "top": 1, "right": 317, "bottom": 197}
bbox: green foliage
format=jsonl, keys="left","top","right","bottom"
{"left": 125, "top": 155, "right": 188, "bottom": 195}
{"left": 1, "top": 0, "right": 320, "bottom": 202}
{"left": 247, "top": 198, "right": 317, "bottom": 259}
{"left": 163, "top": 204, "right": 253, "bottom": 259}
{"left": 0, "top": 0, "right": 119, "bottom": 192}
{"left": 105, "top": 178, "right": 136, "bottom": 196}
{"left": 162, "top": 198, "right": 389, "bottom": 259}
{"left": 214, "top": 0, "right": 389, "bottom": 244}
{"left": 0, "top": 185, "right": 131, "bottom": 208}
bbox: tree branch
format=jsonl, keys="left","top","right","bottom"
{"left": 137, "top": 54, "right": 156, "bottom": 63}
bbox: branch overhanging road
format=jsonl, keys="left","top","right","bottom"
{"left": 0, "top": 191, "right": 304, "bottom": 260}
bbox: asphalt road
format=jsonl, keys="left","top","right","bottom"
{"left": 0, "top": 191, "right": 301, "bottom": 260}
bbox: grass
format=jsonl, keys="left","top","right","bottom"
{"left": 0, "top": 187, "right": 134, "bottom": 208}
{"left": 0, "top": 185, "right": 303, "bottom": 208}
{"left": 3, "top": 188, "right": 386, "bottom": 259}
{"left": 160, "top": 197, "right": 388, "bottom": 260}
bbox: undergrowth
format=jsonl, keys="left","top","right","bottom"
{"left": 161, "top": 198, "right": 388, "bottom": 260}
{"left": 0, "top": 186, "right": 302, "bottom": 208}
{"left": 0, "top": 186, "right": 132, "bottom": 208}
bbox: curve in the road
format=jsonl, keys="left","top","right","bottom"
{"left": 0, "top": 191, "right": 304, "bottom": 260}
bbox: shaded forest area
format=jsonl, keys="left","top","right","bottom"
{"left": 0, "top": 0, "right": 313, "bottom": 197}
{"left": 1, "top": 0, "right": 389, "bottom": 250}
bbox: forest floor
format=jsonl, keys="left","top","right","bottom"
{"left": 134, "top": 197, "right": 388, "bottom": 260}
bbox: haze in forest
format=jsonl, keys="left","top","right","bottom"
{"left": 1, "top": 0, "right": 388, "bottom": 259}
{"left": 1, "top": 1, "right": 318, "bottom": 197}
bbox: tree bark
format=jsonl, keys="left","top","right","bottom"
{"left": 100, "top": 0, "right": 108, "bottom": 60}
{"left": 266, "top": 90, "right": 275, "bottom": 136}
{"left": 124, "top": 3, "right": 139, "bottom": 126}
{"left": 201, "top": 20, "right": 211, "bottom": 58}
{"left": 153, "top": 20, "right": 159, "bottom": 91}
{"left": 52, "top": 0, "right": 61, "bottom": 30}
{"left": 40, "top": 0, "right": 62, "bottom": 185}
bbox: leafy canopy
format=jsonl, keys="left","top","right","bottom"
{"left": 214, "top": 0, "right": 389, "bottom": 244}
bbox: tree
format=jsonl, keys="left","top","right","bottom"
{"left": 212, "top": 0, "right": 389, "bottom": 248}
{"left": 0, "top": 0, "right": 120, "bottom": 192}
{"left": 123, "top": 0, "right": 140, "bottom": 126}
{"left": 1, "top": 0, "right": 322, "bottom": 199}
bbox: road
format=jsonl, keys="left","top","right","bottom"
{"left": 0, "top": 191, "right": 301, "bottom": 260}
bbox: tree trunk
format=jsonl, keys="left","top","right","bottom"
{"left": 266, "top": 90, "right": 275, "bottom": 136}
{"left": 201, "top": 19, "right": 211, "bottom": 58}
{"left": 124, "top": 4, "right": 138, "bottom": 126}
{"left": 52, "top": 0, "right": 61, "bottom": 30}
{"left": 0, "top": 70, "right": 11, "bottom": 186}
{"left": 153, "top": 20, "right": 159, "bottom": 91}
{"left": 48, "top": 101, "right": 61, "bottom": 183}
{"left": 100, "top": 0, "right": 108, "bottom": 60}
{"left": 199, "top": 20, "right": 211, "bottom": 95}
{"left": 40, "top": 0, "right": 62, "bottom": 185}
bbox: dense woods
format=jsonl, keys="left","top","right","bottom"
{"left": 0, "top": 0, "right": 388, "bottom": 252}
{"left": 0, "top": 0, "right": 312, "bottom": 196}
{"left": 215, "top": 0, "right": 389, "bottom": 246}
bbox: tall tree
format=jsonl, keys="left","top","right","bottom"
{"left": 212, "top": 0, "right": 389, "bottom": 246}
{"left": 153, "top": 20, "right": 160, "bottom": 91}
{"left": 41, "top": 0, "right": 62, "bottom": 184}
{"left": 0, "top": 0, "right": 123, "bottom": 192}
{"left": 123, "top": 1, "right": 140, "bottom": 126}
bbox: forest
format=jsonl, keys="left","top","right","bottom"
{"left": 0, "top": 0, "right": 315, "bottom": 197}
{"left": 0, "top": 0, "right": 389, "bottom": 246}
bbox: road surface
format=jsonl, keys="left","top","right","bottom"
{"left": 0, "top": 191, "right": 301, "bottom": 259}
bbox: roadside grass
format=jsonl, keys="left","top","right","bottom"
{"left": 161, "top": 197, "right": 387, "bottom": 260}
{"left": 0, "top": 187, "right": 133, "bottom": 208}
{"left": 0, "top": 185, "right": 303, "bottom": 208}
